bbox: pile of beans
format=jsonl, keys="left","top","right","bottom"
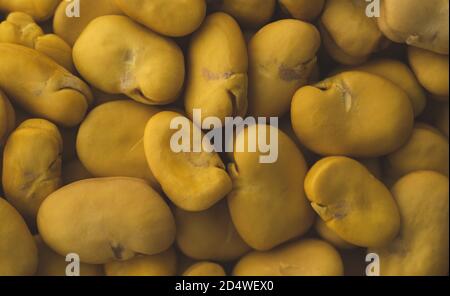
{"left": 0, "top": 0, "right": 448, "bottom": 276}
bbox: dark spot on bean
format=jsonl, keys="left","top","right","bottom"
{"left": 279, "top": 64, "right": 306, "bottom": 81}
{"left": 110, "top": 242, "right": 124, "bottom": 260}
{"left": 202, "top": 68, "right": 234, "bottom": 81}
{"left": 226, "top": 89, "right": 237, "bottom": 116}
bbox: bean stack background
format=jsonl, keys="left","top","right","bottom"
{"left": 0, "top": 0, "right": 448, "bottom": 276}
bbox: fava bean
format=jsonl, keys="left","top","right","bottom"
{"left": 37, "top": 177, "right": 176, "bottom": 264}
